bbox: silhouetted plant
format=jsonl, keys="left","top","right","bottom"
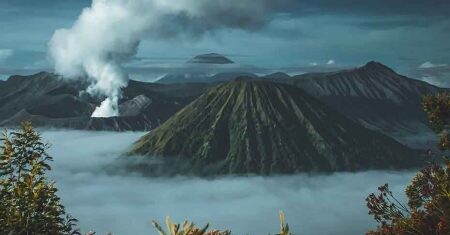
{"left": 365, "top": 94, "right": 450, "bottom": 234}
{"left": 0, "top": 122, "right": 78, "bottom": 235}
{"left": 152, "top": 216, "right": 231, "bottom": 235}
{"left": 152, "top": 211, "right": 294, "bottom": 235}
{"left": 277, "top": 211, "right": 293, "bottom": 235}
{"left": 366, "top": 161, "right": 450, "bottom": 234}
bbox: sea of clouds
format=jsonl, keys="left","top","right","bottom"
{"left": 40, "top": 130, "right": 416, "bottom": 235}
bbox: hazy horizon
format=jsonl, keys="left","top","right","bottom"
{"left": 1, "top": 0, "right": 450, "bottom": 87}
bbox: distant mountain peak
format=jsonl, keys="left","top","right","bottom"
{"left": 187, "top": 53, "right": 234, "bottom": 64}
{"left": 362, "top": 61, "right": 395, "bottom": 73}
{"left": 263, "top": 72, "right": 291, "bottom": 79}
{"left": 5, "top": 71, "right": 57, "bottom": 86}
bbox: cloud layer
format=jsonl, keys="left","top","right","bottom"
{"left": 409, "top": 61, "right": 450, "bottom": 87}
{"left": 40, "top": 130, "right": 416, "bottom": 235}
{"left": 0, "top": 49, "right": 13, "bottom": 61}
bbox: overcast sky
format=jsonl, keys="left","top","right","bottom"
{"left": 1, "top": 0, "right": 450, "bottom": 84}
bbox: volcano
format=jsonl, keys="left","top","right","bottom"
{"left": 0, "top": 72, "right": 208, "bottom": 131}
{"left": 285, "top": 61, "right": 444, "bottom": 136}
{"left": 130, "top": 79, "right": 423, "bottom": 175}
{"left": 187, "top": 53, "right": 234, "bottom": 64}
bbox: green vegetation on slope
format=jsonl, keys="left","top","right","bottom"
{"left": 130, "top": 80, "right": 423, "bottom": 175}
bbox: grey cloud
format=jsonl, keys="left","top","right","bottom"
{"left": 142, "top": 0, "right": 272, "bottom": 40}
{"left": 412, "top": 63, "right": 450, "bottom": 87}
{"left": 0, "top": 49, "right": 13, "bottom": 58}
{"left": 270, "top": 0, "right": 450, "bottom": 17}
{"left": 281, "top": 64, "right": 353, "bottom": 75}
{"left": 6, "top": 0, "right": 450, "bottom": 23}
{"left": 141, "top": 0, "right": 450, "bottom": 35}
{"left": 0, "top": 74, "right": 9, "bottom": 81}
{"left": 356, "top": 17, "right": 444, "bottom": 30}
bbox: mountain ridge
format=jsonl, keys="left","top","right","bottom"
{"left": 0, "top": 72, "right": 209, "bottom": 131}
{"left": 129, "top": 80, "right": 424, "bottom": 175}
{"left": 187, "top": 53, "right": 234, "bottom": 64}
{"left": 0, "top": 61, "right": 444, "bottom": 143}
{"left": 281, "top": 61, "right": 444, "bottom": 138}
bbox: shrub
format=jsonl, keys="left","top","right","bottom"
{"left": 152, "top": 216, "right": 231, "bottom": 235}
{"left": 0, "top": 122, "right": 78, "bottom": 235}
{"left": 152, "top": 211, "right": 293, "bottom": 235}
{"left": 366, "top": 160, "right": 450, "bottom": 234}
{"left": 365, "top": 94, "right": 450, "bottom": 234}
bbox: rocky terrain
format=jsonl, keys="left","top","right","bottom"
{"left": 0, "top": 72, "right": 208, "bottom": 130}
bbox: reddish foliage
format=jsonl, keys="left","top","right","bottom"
{"left": 366, "top": 160, "right": 450, "bottom": 235}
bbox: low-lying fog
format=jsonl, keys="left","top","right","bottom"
{"left": 40, "top": 130, "right": 416, "bottom": 235}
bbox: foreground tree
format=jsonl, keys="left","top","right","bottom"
{"left": 0, "top": 122, "right": 78, "bottom": 235}
{"left": 365, "top": 94, "right": 450, "bottom": 235}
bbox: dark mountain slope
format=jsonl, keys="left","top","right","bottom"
{"left": 0, "top": 72, "right": 89, "bottom": 121}
{"left": 123, "top": 80, "right": 208, "bottom": 99}
{"left": 284, "top": 62, "right": 444, "bottom": 136}
{"left": 0, "top": 72, "right": 208, "bottom": 131}
{"left": 130, "top": 80, "right": 423, "bottom": 175}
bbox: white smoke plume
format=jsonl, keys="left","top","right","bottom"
{"left": 49, "top": 0, "right": 270, "bottom": 117}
